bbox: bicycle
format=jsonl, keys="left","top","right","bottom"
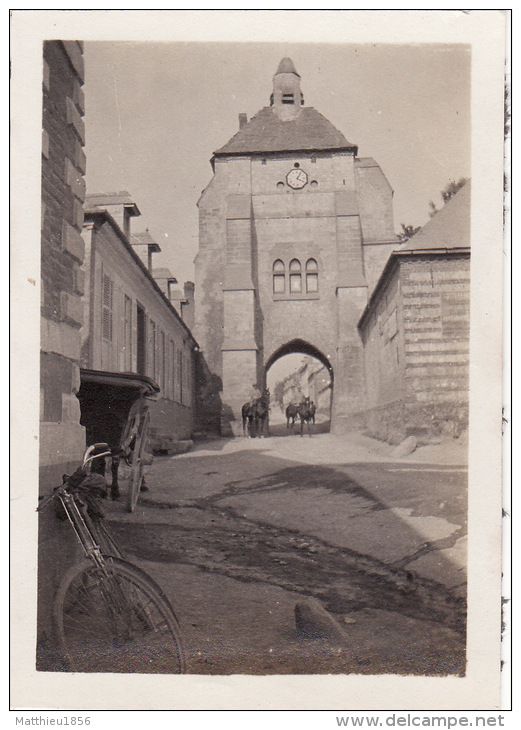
{"left": 37, "top": 443, "right": 185, "bottom": 674}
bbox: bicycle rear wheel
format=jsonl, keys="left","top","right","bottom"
{"left": 53, "top": 557, "right": 185, "bottom": 673}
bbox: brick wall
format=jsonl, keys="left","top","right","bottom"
{"left": 360, "top": 253, "right": 470, "bottom": 443}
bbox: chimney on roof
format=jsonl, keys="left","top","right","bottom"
{"left": 239, "top": 113, "right": 248, "bottom": 129}
{"left": 182, "top": 281, "right": 195, "bottom": 330}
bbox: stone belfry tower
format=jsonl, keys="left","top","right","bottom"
{"left": 270, "top": 57, "right": 304, "bottom": 118}
{"left": 195, "top": 59, "right": 398, "bottom": 435}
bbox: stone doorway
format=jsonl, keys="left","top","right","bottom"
{"left": 265, "top": 339, "right": 333, "bottom": 435}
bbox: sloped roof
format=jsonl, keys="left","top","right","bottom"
{"left": 358, "top": 181, "right": 471, "bottom": 330}
{"left": 397, "top": 180, "right": 470, "bottom": 254}
{"left": 153, "top": 267, "right": 177, "bottom": 282}
{"left": 131, "top": 230, "right": 156, "bottom": 245}
{"left": 355, "top": 157, "right": 379, "bottom": 168}
{"left": 214, "top": 106, "right": 357, "bottom": 157}
{"left": 131, "top": 230, "right": 161, "bottom": 253}
{"left": 85, "top": 191, "right": 140, "bottom": 216}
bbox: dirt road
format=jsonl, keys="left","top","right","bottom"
{"left": 106, "top": 431, "right": 467, "bottom": 676}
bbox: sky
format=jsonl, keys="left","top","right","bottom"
{"left": 83, "top": 41, "right": 471, "bottom": 289}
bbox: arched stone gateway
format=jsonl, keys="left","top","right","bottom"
{"left": 265, "top": 339, "right": 332, "bottom": 377}
{"left": 194, "top": 59, "right": 398, "bottom": 436}
{"left": 265, "top": 339, "right": 333, "bottom": 431}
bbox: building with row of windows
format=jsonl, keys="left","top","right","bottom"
{"left": 81, "top": 193, "right": 198, "bottom": 449}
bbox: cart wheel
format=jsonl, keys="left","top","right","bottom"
{"left": 126, "top": 410, "right": 151, "bottom": 513}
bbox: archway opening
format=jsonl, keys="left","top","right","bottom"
{"left": 265, "top": 339, "right": 333, "bottom": 435}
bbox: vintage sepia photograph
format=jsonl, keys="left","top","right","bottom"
{"left": 11, "top": 9, "right": 507, "bottom": 712}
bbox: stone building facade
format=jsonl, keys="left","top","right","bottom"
{"left": 40, "top": 40, "right": 86, "bottom": 488}
{"left": 195, "top": 59, "right": 398, "bottom": 435}
{"left": 358, "top": 183, "right": 470, "bottom": 443}
{"left": 38, "top": 40, "right": 87, "bottom": 661}
{"left": 82, "top": 195, "right": 198, "bottom": 448}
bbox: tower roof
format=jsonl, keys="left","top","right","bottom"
{"left": 214, "top": 106, "right": 357, "bottom": 157}
{"left": 275, "top": 57, "right": 300, "bottom": 76}
{"left": 214, "top": 59, "right": 357, "bottom": 158}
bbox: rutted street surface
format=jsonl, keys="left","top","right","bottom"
{"left": 105, "top": 430, "right": 468, "bottom": 676}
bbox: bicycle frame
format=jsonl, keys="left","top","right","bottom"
{"left": 57, "top": 491, "right": 106, "bottom": 568}
{"left": 38, "top": 442, "right": 186, "bottom": 673}
{"left": 38, "top": 444, "right": 113, "bottom": 569}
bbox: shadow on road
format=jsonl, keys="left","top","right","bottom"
{"left": 103, "top": 447, "right": 467, "bottom": 676}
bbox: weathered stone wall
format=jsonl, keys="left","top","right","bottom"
{"left": 361, "top": 254, "right": 470, "bottom": 443}
{"left": 39, "top": 40, "right": 87, "bottom": 660}
{"left": 40, "top": 41, "right": 86, "bottom": 488}
{"left": 195, "top": 141, "right": 399, "bottom": 434}
{"left": 401, "top": 254, "right": 470, "bottom": 439}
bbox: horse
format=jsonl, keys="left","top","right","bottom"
{"left": 242, "top": 389, "right": 270, "bottom": 438}
{"left": 241, "top": 402, "right": 255, "bottom": 437}
{"left": 253, "top": 389, "right": 270, "bottom": 438}
{"left": 285, "top": 403, "right": 299, "bottom": 431}
{"left": 298, "top": 397, "right": 316, "bottom": 437}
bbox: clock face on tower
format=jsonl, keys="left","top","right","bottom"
{"left": 286, "top": 168, "right": 308, "bottom": 189}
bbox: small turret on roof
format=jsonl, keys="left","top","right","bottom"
{"left": 153, "top": 267, "right": 178, "bottom": 300}
{"left": 131, "top": 230, "right": 161, "bottom": 253}
{"left": 85, "top": 191, "right": 140, "bottom": 239}
{"left": 130, "top": 229, "right": 161, "bottom": 271}
{"left": 85, "top": 191, "right": 140, "bottom": 217}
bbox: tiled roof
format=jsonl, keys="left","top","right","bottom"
{"left": 214, "top": 106, "right": 357, "bottom": 156}
{"left": 398, "top": 181, "right": 470, "bottom": 253}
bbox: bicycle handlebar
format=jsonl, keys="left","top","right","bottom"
{"left": 37, "top": 443, "right": 111, "bottom": 512}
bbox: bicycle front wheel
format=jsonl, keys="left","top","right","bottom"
{"left": 53, "top": 558, "right": 185, "bottom": 673}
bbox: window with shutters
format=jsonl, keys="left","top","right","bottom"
{"left": 102, "top": 274, "right": 113, "bottom": 342}
{"left": 160, "top": 329, "right": 166, "bottom": 392}
{"left": 123, "top": 295, "right": 132, "bottom": 370}
{"left": 177, "top": 349, "right": 183, "bottom": 404}
{"left": 149, "top": 320, "right": 156, "bottom": 381}
{"left": 170, "top": 340, "right": 175, "bottom": 400}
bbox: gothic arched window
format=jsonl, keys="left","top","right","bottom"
{"left": 306, "top": 258, "right": 319, "bottom": 293}
{"left": 273, "top": 259, "right": 285, "bottom": 294}
{"left": 289, "top": 258, "right": 302, "bottom": 293}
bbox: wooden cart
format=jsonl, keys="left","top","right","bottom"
{"left": 77, "top": 369, "right": 160, "bottom": 512}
